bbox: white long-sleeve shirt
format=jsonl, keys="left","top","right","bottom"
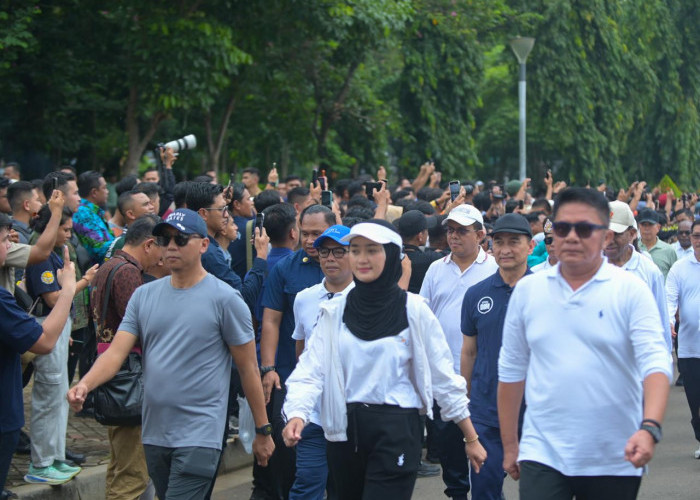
{"left": 284, "top": 293, "right": 470, "bottom": 442}
{"left": 290, "top": 279, "right": 354, "bottom": 425}
{"left": 499, "top": 262, "right": 672, "bottom": 477}
{"left": 619, "top": 251, "right": 672, "bottom": 353}
{"left": 666, "top": 253, "right": 700, "bottom": 359}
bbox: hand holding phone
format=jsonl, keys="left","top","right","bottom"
{"left": 449, "top": 180, "right": 461, "bottom": 202}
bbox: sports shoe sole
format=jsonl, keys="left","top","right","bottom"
{"left": 23, "top": 474, "right": 72, "bottom": 486}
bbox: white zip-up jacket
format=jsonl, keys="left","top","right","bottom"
{"left": 283, "top": 292, "right": 471, "bottom": 441}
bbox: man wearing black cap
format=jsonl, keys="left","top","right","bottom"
{"left": 460, "top": 214, "right": 533, "bottom": 500}
{"left": 637, "top": 207, "right": 677, "bottom": 279}
{"left": 68, "top": 209, "right": 274, "bottom": 500}
{"left": 396, "top": 210, "right": 442, "bottom": 293}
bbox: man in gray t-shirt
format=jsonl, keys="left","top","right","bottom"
{"left": 68, "top": 209, "right": 274, "bottom": 500}
{"left": 119, "top": 273, "right": 250, "bottom": 450}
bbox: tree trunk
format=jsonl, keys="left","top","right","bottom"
{"left": 123, "top": 86, "right": 165, "bottom": 177}
{"left": 204, "top": 92, "right": 237, "bottom": 176}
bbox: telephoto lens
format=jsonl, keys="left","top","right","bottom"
{"left": 163, "top": 134, "right": 196, "bottom": 153}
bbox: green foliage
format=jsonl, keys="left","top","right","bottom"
{"left": 3, "top": 0, "right": 700, "bottom": 189}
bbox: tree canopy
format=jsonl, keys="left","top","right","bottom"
{"left": 1, "top": 0, "right": 700, "bottom": 190}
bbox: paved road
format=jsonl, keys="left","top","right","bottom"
{"left": 213, "top": 384, "right": 700, "bottom": 499}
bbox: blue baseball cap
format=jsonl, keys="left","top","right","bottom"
{"left": 313, "top": 224, "right": 351, "bottom": 248}
{"left": 153, "top": 208, "right": 208, "bottom": 238}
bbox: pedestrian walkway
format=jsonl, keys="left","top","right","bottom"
{"left": 6, "top": 382, "right": 252, "bottom": 499}
{"left": 6, "top": 383, "right": 111, "bottom": 490}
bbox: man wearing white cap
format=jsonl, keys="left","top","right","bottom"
{"left": 420, "top": 204, "right": 497, "bottom": 500}
{"left": 604, "top": 201, "right": 672, "bottom": 354}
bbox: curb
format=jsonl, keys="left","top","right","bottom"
{"left": 10, "top": 440, "right": 253, "bottom": 499}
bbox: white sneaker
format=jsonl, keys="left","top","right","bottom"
{"left": 694, "top": 445, "right": 700, "bottom": 459}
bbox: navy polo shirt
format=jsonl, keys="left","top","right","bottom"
{"left": 0, "top": 287, "right": 42, "bottom": 432}
{"left": 202, "top": 235, "right": 266, "bottom": 313}
{"left": 461, "top": 269, "right": 532, "bottom": 428}
{"left": 261, "top": 249, "right": 323, "bottom": 382}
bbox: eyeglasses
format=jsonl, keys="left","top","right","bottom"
{"left": 318, "top": 247, "right": 349, "bottom": 258}
{"left": 691, "top": 233, "right": 700, "bottom": 240}
{"left": 552, "top": 221, "right": 607, "bottom": 239}
{"left": 544, "top": 236, "right": 553, "bottom": 245}
{"left": 446, "top": 226, "right": 475, "bottom": 236}
{"left": 678, "top": 231, "right": 691, "bottom": 236}
{"left": 155, "top": 233, "right": 203, "bottom": 247}
{"left": 201, "top": 206, "right": 229, "bottom": 214}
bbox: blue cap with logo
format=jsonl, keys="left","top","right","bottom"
{"left": 153, "top": 208, "right": 208, "bottom": 238}
{"left": 313, "top": 224, "right": 351, "bottom": 248}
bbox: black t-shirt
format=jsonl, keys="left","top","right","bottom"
{"left": 404, "top": 244, "right": 443, "bottom": 294}
{"left": 0, "top": 287, "right": 42, "bottom": 432}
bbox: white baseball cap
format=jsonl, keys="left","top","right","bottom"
{"left": 443, "top": 204, "right": 484, "bottom": 227}
{"left": 608, "top": 200, "right": 637, "bottom": 233}
{"left": 341, "top": 221, "right": 403, "bottom": 249}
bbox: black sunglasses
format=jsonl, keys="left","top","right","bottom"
{"left": 678, "top": 230, "right": 691, "bottom": 236}
{"left": 544, "top": 236, "right": 553, "bottom": 245}
{"left": 552, "top": 221, "right": 607, "bottom": 239}
{"left": 156, "top": 233, "right": 203, "bottom": 247}
{"left": 318, "top": 247, "right": 349, "bottom": 259}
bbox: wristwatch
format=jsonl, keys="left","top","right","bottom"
{"left": 260, "top": 365, "right": 276, "bottom": 376}
{"left": 640, "top": 419, "right": 662, "bottom": 443}
{"left": 255, "top": 423, "right": 273, "bottom": 436}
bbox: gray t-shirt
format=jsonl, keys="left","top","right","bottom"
{"left": 119, "top": 273, "right": 253, "bottom": 449}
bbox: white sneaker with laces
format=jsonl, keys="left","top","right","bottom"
{"left": 694, "top": 445, "right": 700, "bottom": 459}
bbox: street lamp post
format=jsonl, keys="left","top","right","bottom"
{"left": 510, "top": 36, "right": 535, "bottom": 181}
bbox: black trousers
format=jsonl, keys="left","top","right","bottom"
{"left": 326, "top": 404, "right": 422, "bottom": 500}
{"left": 678, "top": 357, "right": 700, "bottom": 441}
{"left": 519, "top": 461, "right": 641, "bottom": 500}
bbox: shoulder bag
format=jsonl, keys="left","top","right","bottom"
{"left": 93, "top": 260, "right": 144, "bottom": 426}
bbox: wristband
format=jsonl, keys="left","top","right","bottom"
{"left": 641, "top": 418, "right": 662, "bottom": 429}
{"left": 260, "top": 365, "right": 276, "bottom": 376}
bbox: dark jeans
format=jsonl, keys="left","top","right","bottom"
{"left": 432, "top": 402, "right": 469, "bottom": 499}
{"left": 469, "top": 423, "right": 505, "bottom": 500}
{"left": 0, "top": 430, "right": 20, "bottom": 492}
{"left": 519, "top": 461, "right": 641, "bottom": 500}
{"left": 254, "top": 386, "right": 296, "bottom": 499}
{"left": 678, "top": 357, "right": 700, "bottom": 441}
{"left": 326, "top": 404, "right": 422, "bottom": 500}
{"left": 143, "top": 445, "right": 220, "bottom": 500}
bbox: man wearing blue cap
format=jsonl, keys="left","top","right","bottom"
{"left": 285, "top": 224, "right": 354, "bottom": 500}
{"left": 460, "top": 213, "right": 534, "bottom": 500}
{"left": 68, "top": 209, "right": 274, "bottom": 500}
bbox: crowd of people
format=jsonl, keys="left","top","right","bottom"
{"left": 1, "top": 155, "right": 699, "bottom": 500}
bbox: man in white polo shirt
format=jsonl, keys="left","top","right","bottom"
{"left": 498, "top": 188, "right": 671, "bottom": 500}
{"left": 420, "top": 203, "right": 497, "bottom": 500}
{"left": 666, "top": 219, "right": 700, "bottom": 459}
{"left": 605, "top": 200, "right": 672, "bottom": 354}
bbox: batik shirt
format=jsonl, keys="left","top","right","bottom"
{"left": 72, "top": 198, "right": 114, "bottom": 264}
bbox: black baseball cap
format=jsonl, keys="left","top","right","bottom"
{"left": 491, "top": 213, "right": 532, "bottom": 237}
{"left": 637, "top": 208, "right": 659, "bottom": 224}
{"left": 395, "top": 210, "right": 437, "bottom": 238}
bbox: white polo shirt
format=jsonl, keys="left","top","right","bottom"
{"left": 499, "top": 262, "right": 672, "bottom": 477}
{"left": 671, "top": 241, "right": 694, "bottom": 260}
{"left": 531, "top": 257, "right": 554, "bottom": 273}
{"left": 291, "top": 279, "right": 354, "bottom": 425}
{"left": 666, "top": 253, "right": 700, "bottom": 359}
{"left": 420, "top": 248, "right": 497, "bottom": 372}
{"left": 619, "top": 251, "right": 672, "bottom": 353}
